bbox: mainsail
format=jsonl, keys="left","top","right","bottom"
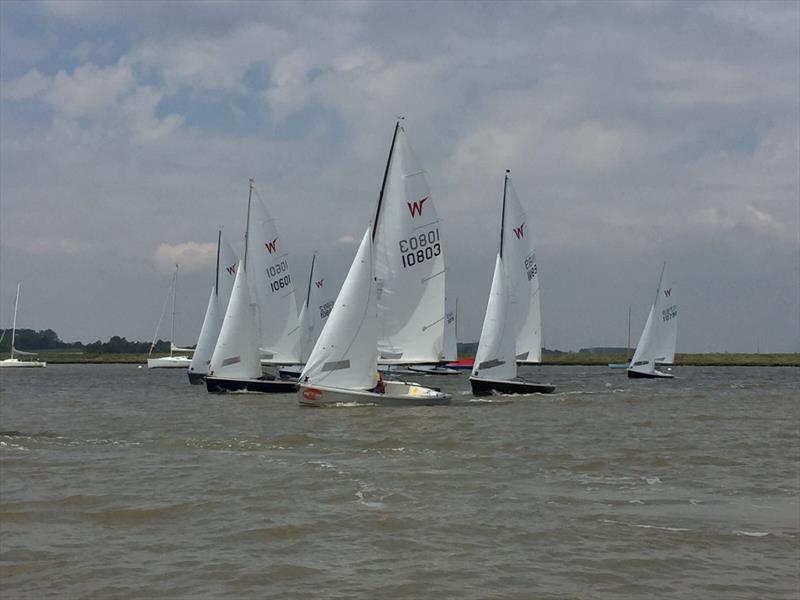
{"left": 373, "top": 123, "right": 446, "bottom": 364}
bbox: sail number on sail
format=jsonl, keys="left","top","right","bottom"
{"left": 524, "top": 252, "right": 537, "bottom": 281}
{"left": 267, "top": 260, "right": 291, "bottom": 292}
{"left": 399, "top": 228, "right": 441, "bottom": 269}
{"left": 319, "top": 300, "right": 333, "bottom": 319}
{"left": 662, "top": 305, "right": 677, "bottom": 322}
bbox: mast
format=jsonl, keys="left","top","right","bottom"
{"left": 653, "top": 261, "right": 667, "bottom": 307}
{"left": 170, "top": 265, "right": 178, "bottom": 357}
{"left": 244, "top": 179, "right": 253, "bottom": 271}
{"left": 10, "top": 283, "right": 20, "bottom": 360}
{"left": 305, "top": 254, "right": 316, "bottom": 309}
{"left": 215, "top": 229, "right": 221, "bottom": 296}
{"left": 372, "top": 120, "right": 401, "bottom": 242}
{"left": 499, "top": 170, "right": 510, "bottom": 258}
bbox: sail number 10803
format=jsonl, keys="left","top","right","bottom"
{"left": 399, "top": 228, "right": 441, "bottom": 269}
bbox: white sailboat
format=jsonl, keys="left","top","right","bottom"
{"left": 187, "top": 231, "right": 238, "bottom": 384}
{"left": 297, "top": 122, "right": 450, "bottom": 407}
{"left": 147, "top": 265, "right": 193, "bottom": 369}
{"left": 0, "top": 283, "right": 46, "bottom": 368}
{"left": 408, "top": 296, "right": 460, "bottom": 375}
{"left": 297, "top": 229, "right": 449, "bottom": 407}
{"left": 246, "top": 186, "right": 302, "bottom": 366}
{"left": 627, "top": 262, "right": 677, "bottom": 379}
{"left": 469, "top": 171, "right": 555, "bottom": 396}
{"left": 373, "top": 121, "right": 447, "bottom": 367}
{"left": 205, "top": 180, "right": 297, "bottom": 393}
{"left": 279, "top": 253, "right": 335, "bottom": 380}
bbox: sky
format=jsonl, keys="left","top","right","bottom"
{"left": 1, "top": 0, "right": 798, "bottom": 353}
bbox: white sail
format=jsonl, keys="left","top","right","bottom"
{"left": 247, "top": 191, "right": 301, "bottom": 364}
{"left": 628, "top": 263, "right": 677, "bottom": 374}
{"left": 207, "top": 262, "right": 262, "bottom": 380}
{"left": 442, "top": 297, "right": 458, "bottom": 362}
{"left": 298, "top": 254, "right": 335, "bottom": 364}
{"left": 189, "top": 238, "right": 239, "bottom": 376}
{"left": 471, "top": 254, "right": 517, "bottom": 381}
{"left": 373, "top": 125, "right": 446, "bottom": 364}
{"left": 300, "top": 229, "right": 378, "bottom": 390}
{"left": 502, "top": 178, "right": 542, "bottom": 363}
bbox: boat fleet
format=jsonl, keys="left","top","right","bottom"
{"left": 2, "top": 121, "right": 678, "bottom": 392}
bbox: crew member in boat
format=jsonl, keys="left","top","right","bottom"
{"left": 370, "top": 372, "right": 385, "bottom": 394}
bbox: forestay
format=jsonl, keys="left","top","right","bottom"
{"left": 300, "top": 229, "right": 378, "bottom": 390}
{"left": 471, "top": 255, "right": 517, "bottom": 381}
{"left": 373, "top": 125, "right": 446, "bottom": 364}
{"left": 502, "top": 178, "right": 542, "bottom": 363}
{"left": 189, "top": 239, "right": 238, "bottom": 376}
{"left": 208, "top": 263, "right": 262, "bottom": 380}
{"left": 247, "top": 194, "right": 301, "bottom": 364}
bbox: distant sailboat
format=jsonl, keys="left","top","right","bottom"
{"left": 147, "top": 265, "right": 193, "bottom": 369}
{"left": 279, "top": 253, "right": 335, "bottom": 380}
{"left": 627, "top": 262, "right": 678, "bottom": 379}
{"left": 0, "top": 283, "right": 46, "bottom": 368}
{"left": 469, "top": 171, "right": 555, "bottom": 396}
{"left": 205, "top": 180, "right": 297, "bottom": 393}
{"left": 187, "top": 231, "right": 238, "bottom": 384}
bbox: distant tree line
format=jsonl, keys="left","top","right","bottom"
{"left": 0, "top": 328, "right": 170, "bottom": 354}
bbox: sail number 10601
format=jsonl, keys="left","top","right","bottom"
{"left": 399, "top": 228, "right": 441, "bottom": 269}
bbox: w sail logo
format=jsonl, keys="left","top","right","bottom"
{"left": 513, "top": 223, "right": 525, "bottom": 239}
{"left": 265, "top": 238, "right": 278, "bottom": 254}
{"left": 664, "top": 288, "right": 672, "bottom": 297}
{"left": 225, "top": 263, "right": 237, "bottom": 276}
{"left": 407, "top": 196, "right": 429, "bottom": 218}
{"left": 314, "top": 279, "right": 324, "bottom": 289}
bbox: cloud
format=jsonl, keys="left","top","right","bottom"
{"left": 153, "top": 242, "right": 217, "bottom": 274}
{"left": 337, "top": 235, "right": 356, "bottom": 244}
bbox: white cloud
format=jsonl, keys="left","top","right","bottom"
{"left": 337, "top": 235, "right": 356, "bottom": 244}
{"left": 153, "top": 242, "right": 217, "bottom": 274}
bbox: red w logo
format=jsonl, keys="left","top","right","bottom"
{"left": 513, "top": 223, "right": 525, "bottom": 239}
{"left": 225, "top": 264, "right": 237, "bottom": 276}
{"left": 265, "top": 238, "right": 278, "bottom": 254}
{"left": 664, "top": 288, "right": 672, "bottom": 297}
{"left": 314, "top": 279, "right": 324, "bottom": 289}
{"left": 407, "top": 196, "right": 429, "bottom": 218}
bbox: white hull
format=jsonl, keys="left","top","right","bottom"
{"left": 297, "top": 380, "right": 450, "bottom": 407}
{"left": 147, "top": 356, "right": 192, "bottom": 369}
{"left": 407, "top": 365, "right": 461, "bottom": 375}
{"left": 0, "top": 358, "right": 46, "bottom": 368}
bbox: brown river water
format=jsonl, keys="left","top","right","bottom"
{"left": 1, "top": 364, "right": 798, "bottom": 599}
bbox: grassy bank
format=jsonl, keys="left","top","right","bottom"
{"left": 5, "top": 349, "right": 798, "bottom": 367}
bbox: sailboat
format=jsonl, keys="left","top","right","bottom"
{"left": 627, "top": 262, "right": 677, "bottom": 379}
{"left": 372, "top": 120, "right": 448, "bottom": 373}
{"left": 297, "top": 122, "right": 450, "bottom": 407}
{"left": 0, "top": 283, "right": 46, "bottom": 368}
{"left": 147, "top": 265, "right": 193, "bottom": 369}
{"left": 408, "top": 297, "right": 460, "bottom": 375}
{"left": 469, "top": 171, "right": 555, "bottom": 396}
{"left": 205, "top": 180, "right": 298, "bottom": 393}
{"left": 187, "top": 231, "right": 238, "bottom": 384}
{"left": 246, "top": 186, "right": 302, "bottom": 368}
{"left": 278, "top": 253, "right": 335, "bottom": 380}
{"left": 608, "top": 305, "right": 633, "bottom": 368}
{"left": 297, "top": 229, "right": 450, "bottom": 406}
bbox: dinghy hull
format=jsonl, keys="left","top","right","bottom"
{"left": 206, "top": 376, "right": 298, "bottom": 394}
{"left": 469, "top": 376, "right": 555, "bottom": 396}
{"left": 407, "top": 365, "right": 461, "bottom": 376}
{"left": 297, "top": 381, "right": 450, "bottom": 407}
{"left": 147, "top": 356, "right": 192, "bottom": 369}
{"left": 187, "top": 371, "right": 206, "bottom": 385}
{"left": 627, "top": 368, "right": 674, "bottom": 379}
{"left": 0, "top": 359, "right": 46, "bottom": 368}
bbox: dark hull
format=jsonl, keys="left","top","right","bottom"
{"left": 278, "top": 368, "right": 302, "bottom": 380}
{"left": 469, "top": 377, "right": 556, "bottom": 396}
{"left": 627, "top": 369, "right": 673, "bottom": 379}
{"left": 205, "top": 376, "right": 298, "bottom": 394}
{"left": 187, "top": 371, "right": 206, "bottom": 385}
